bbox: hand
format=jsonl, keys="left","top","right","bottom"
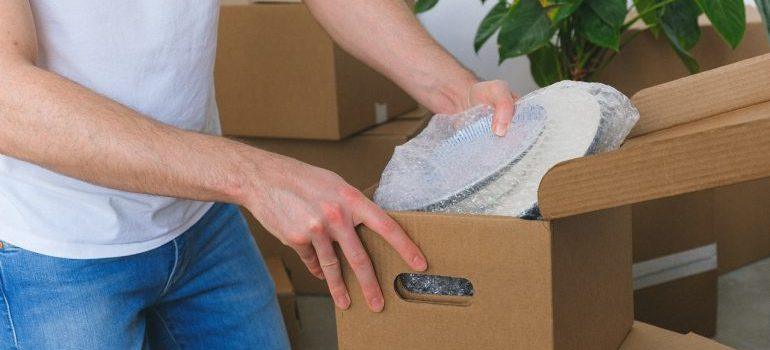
{"left": 467, "top": 80, "right": 519, "bottom": 136}
{"left": 243, "top": 155, "right": 427, "bottom": 312}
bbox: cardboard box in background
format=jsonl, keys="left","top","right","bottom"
{"left": 235, "top": 112, "right": 429, "bottom": 294}
{"left": 336, "top": 55, "right": 770, "bottom": 349}
{"left": 602, "top": 7, "right": 770, "bottom": 279}
{"left": 265, "top": 257, "right": 301, "bottom": 347}
{"left": 216, "top": 1, "right": 416, "bottom": 140}
{"left": 600, "top": 9, "right": 769, "bottom": 96}
{"left": 620, "top": 321, "right": 734, "bottom": 350}
{"left": 714, "top": 178, "right": 770, "bottom": 273}
{"left": 632, "top": 191, "right": 718, "bottom": 337}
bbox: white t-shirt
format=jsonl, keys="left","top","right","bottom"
{"left": 0, "top": 1, "right": 221, "bottom": 258}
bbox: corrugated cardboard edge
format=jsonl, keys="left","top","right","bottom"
{"left": 539, "top": 109, "right": 770, "bottom": 219}
{"left": 629, "top": 53, "right": 770, "bottom": 137}
{"left": 539, "top": 52, "right": 770, "bottom": 220}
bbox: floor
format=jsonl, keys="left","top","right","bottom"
{"left": 715, "top": 258, "right": 770, "bottom": 350}
{"left": 295, "top": 257, "right": 770, "bottom": 350}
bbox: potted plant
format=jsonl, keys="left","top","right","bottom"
{"left": 415, "top": 0, "right": 770, "bottom": 86}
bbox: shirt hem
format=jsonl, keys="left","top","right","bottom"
{"left": 0, "top": 202, "right": 215, "bottom": 259}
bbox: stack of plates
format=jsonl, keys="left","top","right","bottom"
{"left": 375, "top": 81, "right": 639, "bottom": 219}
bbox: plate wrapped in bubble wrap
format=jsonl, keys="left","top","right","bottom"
{"left": 374, "top": 81, "right": 640, "bottom": 219}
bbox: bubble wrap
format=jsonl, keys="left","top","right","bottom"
{"left": 375, "top": 81, "right": 639, "bottom": 220}
{"left": 398, "top": 273, "right": 474, "bottom": 296}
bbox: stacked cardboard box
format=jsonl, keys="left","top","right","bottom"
{"left": 335, "top": 55, "right": 770, "bottom": 349}
{"left": 216, "top": 0, "right": 416, "bottom": 140}
{"left": 265, "top": 257, "right": 301, "bottom": 347}
{"left": 598, "top": 8, "right": 770, "bottom": 335}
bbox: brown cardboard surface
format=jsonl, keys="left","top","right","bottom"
{"left": 620, "top": 321, "right": 734, "bottom": 349}
{"left": 628, "top": 54, "right": 770, "bottom": 138}
{"left": 714, "top": 178, "right": 770, "bottom": 273}
{"left": 265, "top": 257, "right": 301, "bottom": 347}
{"left": 634, "top": 271, "right": 717, "bottom": 337}
{"left": 215, "top": 2, "right": 415, "bottom": 140}
{"left": 337, "top": 208, "right": 632, "bottom": 350}
{"left": 238, "top": 115, "right": 428, "bottom": 294}
{"left": 538, "top": 100, "right": 770, "bottom": 219}
{"left": 600, "top": 8, "right": 770, "bottom": 98}
{"left": 632, "top": 191, "right": 717, "bottom": 336}
{"left": 632, "top": 191, "right": 714, "bottom": 261}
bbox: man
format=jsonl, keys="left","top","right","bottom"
{"left": 0, "top": 1, "right": 516, "bottom": 348}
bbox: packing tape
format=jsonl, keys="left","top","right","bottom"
{"left": 632, "top": 243, "right": 718, "bottom": 290}
{"left": 375, "top": 103, "right": 388, "bottom": 124}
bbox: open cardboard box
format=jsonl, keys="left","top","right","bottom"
{"left": 336, "top": 54, "right": 770, "bottom": 349}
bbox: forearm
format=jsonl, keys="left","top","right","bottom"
{"left": 0, "top": 60, "right": 273, "bottom": 205}
{"left": 304, "top": 0, "right": 478, "bottom": 114}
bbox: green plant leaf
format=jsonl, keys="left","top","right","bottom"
{"left": 586, "top": 0, "right": 627, "bottom": 29}
{"left": 528, "top": 44, "right": 563, "bottom": 86}
{"left": 757, "top": 0, "right": 770, "bottom": 41}
{"left": 577, "top": 4, "right": 621, "bottom": 50}
{"left": 497, "top": 0, "right": 556, "bottom": 61}
{"left": 695, "top": 0, "right": 745, "bottom": 48}
{"left": 632, "top": 0, "right": 661, "bottom": 36}
{"left": 414, "top": 0, "right": 440, "bottom": 13}
{"left": 660, "top": 0, "right": 701, "bottom": 72}
{"left": 540, "top": 0, "right": 584, "bottom": 23}
{"left": 474, "top": 1, "right": 509, "bottom": 52}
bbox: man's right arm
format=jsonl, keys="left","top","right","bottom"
{"left": 0, "top": 0, "right": 426, "bottom": 312}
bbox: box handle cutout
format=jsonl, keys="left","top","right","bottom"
{"left": 394, "top": 273, "right": 474, "bottom": 306}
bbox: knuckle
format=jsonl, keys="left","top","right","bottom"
{"left": 321, "top": 257, "right": 340, "bottom": 269}
{"left": 306, "top": 218, "right": 326, "bottom": 236}
{"left": 338, "top": 186, "right": 362, "bottom": 203}
{"left": 321, "top": 202, "right": 345, "bottom": 224}
{"left": 285, "top": 233, "right": 311, "bottom": 247}
{"left": 348, "top": 250, "right": 370, "bottom": 269}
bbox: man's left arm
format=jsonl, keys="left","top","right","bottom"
{"left": 304, "top": 0, "right": 517, "bottom": 136}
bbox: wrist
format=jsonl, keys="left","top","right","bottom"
{"left": 220, "top": 141, "right": 276, "bottom": 207}
{"left": 424, "top": 70, "right": 479, "bottom": 114}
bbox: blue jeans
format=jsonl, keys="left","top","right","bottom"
{"left": 0, "top": 203, "right": 290, "bottom": 349}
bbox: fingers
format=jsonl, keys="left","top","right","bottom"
{"left": 291, "top": 244, "right": 324, "bottom": 280}
{"left": 351, "top": 195, "right": 427, "bottom": 272}
{"left": 489, "top": 82, "right": 517, "bottom": 137}
{"left": 312, "top": 233, "right": 351, "bottom": 310}
{"left": 332, "top": 222, "right": 385, "bottom": 312}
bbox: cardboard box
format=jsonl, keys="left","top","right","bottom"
{"left": 265, "top": 256, "right": 301, "bottom": 347}
{"left": 602, "top": 11, "right": 770, "bottom": 275}
{"left": 714, "top": 177, "right": 770, "bottom": 273}
{"left": 236, "top": 113, "right": 429, "bottom": 294}
{"left": 632, "top": 191, "right": 718, "bottom": 336}
{"left": 620, "top": 321, "right": 734, "bottom": 349}
{"left": 216, "top": 1, "right": 416, "bottom": 140}
{"left": 336, "top": 55, "right": 770, "bottom": 349}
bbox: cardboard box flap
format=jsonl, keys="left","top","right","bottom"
{"left": 619, "top": 321, "right": 734, "bottom": 349}
{"left": 538, "top": 103, "right": 770, "bottom": 219}
{"left": 629, "top": 53, "right": 770, "bottom": 137}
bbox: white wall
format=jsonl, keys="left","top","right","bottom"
{"left": 417, "top": 1, "right": 540, "bottom": 95}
